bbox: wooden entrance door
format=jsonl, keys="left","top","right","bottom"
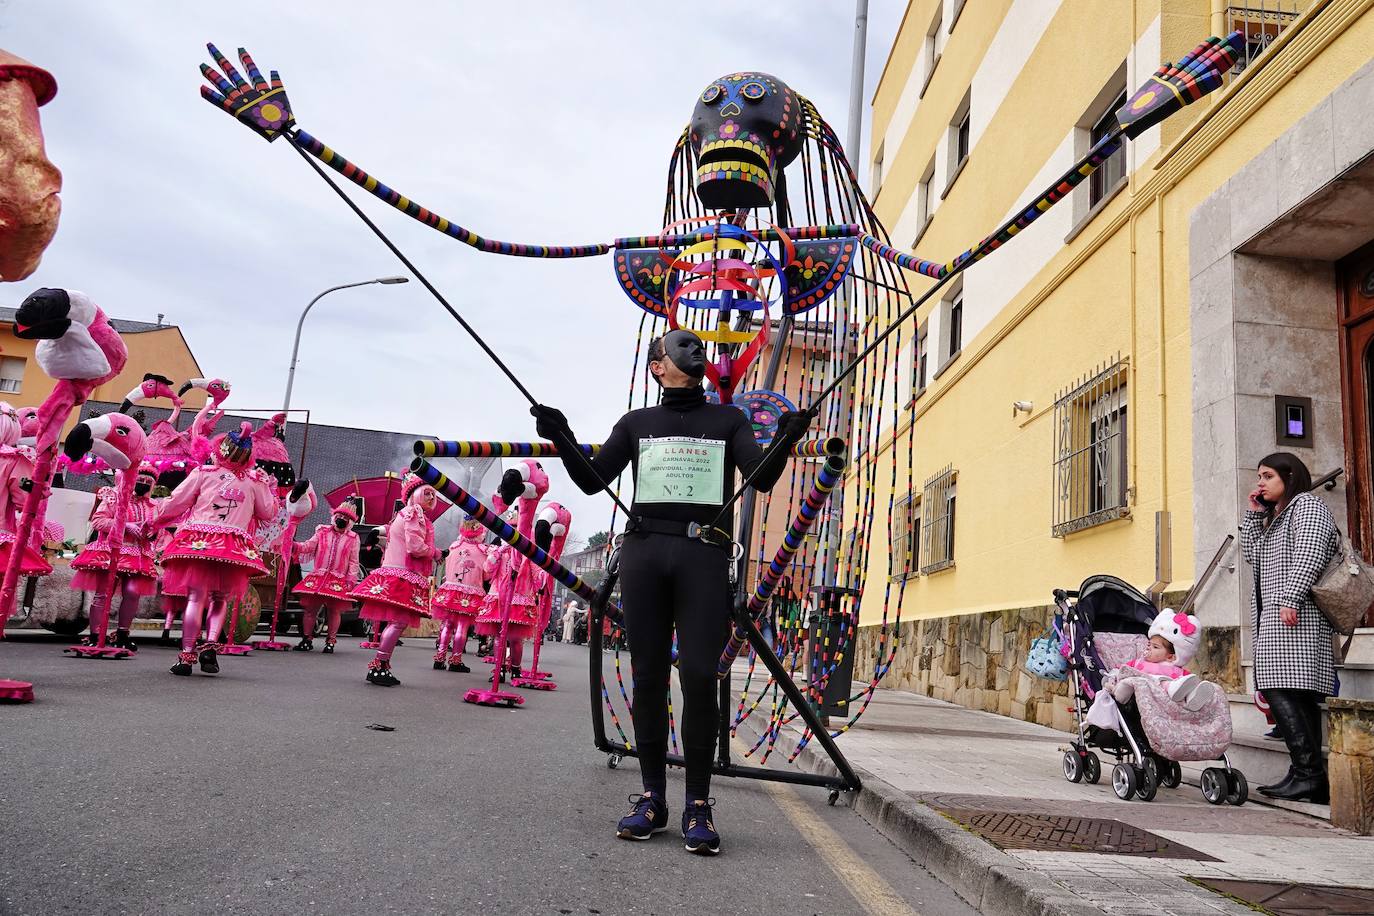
{"left": 1338, "top": 240, "right": 1374, "bottom": 626}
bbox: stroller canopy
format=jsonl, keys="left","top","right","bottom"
{"left": 1073, "top": 575, "right": 1157, "bottom": 634}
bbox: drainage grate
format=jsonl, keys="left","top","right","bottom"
{"left": 1196, "top": 879, "right": 1374, "bottom": 915}
{"left": 935, "top": 809, "right": 1218, "bottom": 860}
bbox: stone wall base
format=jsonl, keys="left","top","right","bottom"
{"left": 854, "top": 594, "right": 1244, "bottom": 731}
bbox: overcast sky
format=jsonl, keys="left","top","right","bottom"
{"left": 1, "top": 0, "right": 903, "bottom": 543}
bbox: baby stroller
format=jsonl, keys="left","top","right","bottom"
{"left": 1053, "top": 575, "right": 1247, "bottom": 805}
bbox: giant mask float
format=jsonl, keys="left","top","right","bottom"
{"left": 199, "top": 33, "right": 1244, "bottom": 760}
{"left": 0, "top": 50, "right": 61, "bottom": 282}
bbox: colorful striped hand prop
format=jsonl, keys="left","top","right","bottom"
{"left": 413, "top": 437, "right": 842, "bottom": 460}
{"left": 717, "top": 441, "right": 847, "bottom": 678}
{"left": 198, "top": 44, "right": 293, "bottom": 142}
{"left": 1116, "top": 32, "right": 1243, "bottom": 139}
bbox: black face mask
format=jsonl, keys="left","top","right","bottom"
{"left": 134, "top": 481, "right": 153, "bottom": 496}
{"left": 334, "top": 517, "right": 348, "bottom": 530}
{"left": 657, "top": 329, "right": 706, "bottom": 380}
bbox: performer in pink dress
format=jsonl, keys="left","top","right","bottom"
{"left": 474, "top": 460, "right": 548, "bottom": 681}
{"left": 349, "top": 473, "right": 441, "bottom": 687}
{"left": 149, "top": 422, "right": 278, "bottom": 677}
{"left": 430, "top": 515, "right": 487, "bottom": 673}
{"left": 291, "top": 499, "right": 361, "bottom": 654}
{"left": 513, "top": 501, "right": 571, "bottom": 689}
{"left": 0, "top": 402, "right": 47, "bottom": 579}
{"left": 70, "top": 459, "right": 159, "bottom": 652}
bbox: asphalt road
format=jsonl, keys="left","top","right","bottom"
{"left": 0, "top": 633, "right": 978, "bottom": 916}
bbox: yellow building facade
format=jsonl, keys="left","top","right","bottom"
{"left": 0, "top": 307, "right": 206, "bottom": 431}
{"left": 855, "top": 0, "right": 1374, "bottom": 725}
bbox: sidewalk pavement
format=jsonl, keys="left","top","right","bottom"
{"left": 732, "top": 675, "right": 1374, "bottom": 916}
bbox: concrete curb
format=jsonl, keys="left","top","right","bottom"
{"left": 734, "top": 714, "right": 1104, "bottom": 916}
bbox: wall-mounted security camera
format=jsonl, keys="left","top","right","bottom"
{"left": 1012, "top": 400, "right": 1033, "bottom": 416}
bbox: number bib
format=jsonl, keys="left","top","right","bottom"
{"left": 636, "top": 436, "right": 725, "bottom": 506}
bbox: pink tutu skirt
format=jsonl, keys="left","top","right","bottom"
{"left": 432, "top": 582, "right": 483, "bottom": 622}
{"left": 160, "top": 523, "right": 268, "bottom": 599}
{"left": 473, "top": 590, "right": 538, "bottom": 639}
{"left": 71, "top": 542, "right": 159, "bottom": 595}
{"left": 294, "top": 570, "right": 356, "bottom": 612}
{"left": 0, "top": 529, "right": 51, "bottom": 577}
{"left": 350, "top": 566, "right": 431, "bottom": 629}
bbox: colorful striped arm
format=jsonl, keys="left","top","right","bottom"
{"left": 614, "top": 223, "right": 861, "bottom": 250}
{"left": 414, "top": 439, "right": 600, "bottom": 460}
{"left": 291, "top": 129, "right": 610, "bottom": 258}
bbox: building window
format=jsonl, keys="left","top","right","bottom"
{"left": 1052, "top": 356, "right": 1130, "bottom": 537}
{"left": 916, "top": 321, "right": 930, "bottom": 392}
{"left": 871, "top": 140, "right": 885, "bottom": 193}
{"left": 890, "top": 494, "right": 920, "bottom": 580}
{"left": 0, "top": 356, "right": 24, "bottom": 394}
{"left": 1227, "top": 3, "right": 1300, "bottom": 75}
{"left": 915, "top": 158, "right": 936, "bottom": 239}
{"left": 922, "top": 3, "right": 945, "bottom": 91}
{"left": 920, "top": 465, "right": 956, "bottom": 574}
{"left": 1089, "top": 91, "right": 1127, "bottom": 207}
{"left": 947, "top": 293, "right": 963, "bottom": 357}
{"left": 945, "top": 90, "right": 972, "bottom": 195}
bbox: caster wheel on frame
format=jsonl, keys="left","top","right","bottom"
{"left": 1111, "top": 762, "right": 1137, "bottom": 801}
{"left": 1163, "top": 760, "right": 1183, "bottom": 789}
{"left": 1083, "top": 752, "right": 1101, "bottom": 784}
{"left": 1201, "top": 767, "right": 1228, "bottom": 805}
{"left": 607, "top": 754, "right": 622, "bottom": 770}
{"left": 1135, "top": 763, "right": 1158, "bottom": 802}
{"left": 1225, "top": 770, "right": 1248, "bottom": 806}
{"left": 1063, "top": 750, "right": 1084, "bottom": 783}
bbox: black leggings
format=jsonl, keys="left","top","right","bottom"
{"left": 619, "top": 532, "right": 731, "bottom": 800}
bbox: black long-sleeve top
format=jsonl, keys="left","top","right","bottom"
{"left": 552, "top": 385, "right": 788, "bottom": 531}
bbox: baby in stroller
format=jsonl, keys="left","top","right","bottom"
{"left": 1055, "top": 575, "right": 1245, "bottom": 804}
{"left": 1098, "top": 609, "right": 1219, "bottom": 713}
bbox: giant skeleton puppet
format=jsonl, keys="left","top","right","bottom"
{"left": 198, "top": 35, "right": 1246, "bottom": 788}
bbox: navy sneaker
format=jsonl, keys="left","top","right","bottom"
{"left": 682, "top": 799, "right": 720, "bottom": 856}
{"left": 616, "top": 793, "right": 669, "bottom": 841}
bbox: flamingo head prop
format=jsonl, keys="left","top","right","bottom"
{"left": 496, "top": 458, "right": 550, "bottom": 509}
{"left": 178, "top": 376, "right": 232, "bottom": 407}
{"left": 63, "top": 411, "right": 146, "bottom": 471}
{"left": 533, "top": 502, "right": 571, "bottom": 553}
{"left": 119, "top": 372, "right": 180, "bottom": 413}
{"left": 13, "top": 287, "right": 113, "bottom": 381}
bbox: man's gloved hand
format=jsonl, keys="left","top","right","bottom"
{"left": 530, "top": 404, "right": 574, "bottom": 443}
{"left": 498, "top": 468, "right": 526, "bottom": 506}
{"left": 774, "top": 408, "right": 815, "bottom": 445}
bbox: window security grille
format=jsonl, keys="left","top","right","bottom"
{"left": 920, "top": 465, "right": 956, "bottom": 574}
{"left": 1052, "top": 356, "right": 1129, "bottom": 537}
{"left": 890, "top": 494, "right": 920, "bottom": 580}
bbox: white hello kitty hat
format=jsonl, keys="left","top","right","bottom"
{"left": 1148, "top": 608, "right": 1201, "bottom": 666}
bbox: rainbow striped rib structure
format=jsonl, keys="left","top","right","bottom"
{"left": 414, "top": 439, "right": 599, "bottom": 460}
{"left": 290, "top": 129, "right": 609, "bottom": 259}
{"left": 410, "top": 457, "right": 619, "bottom": 617}
{"left": 717, "top": 446, "right": 847, "bottom": 678}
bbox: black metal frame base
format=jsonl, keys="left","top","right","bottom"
{"left": 587, "top": 592, "right": 861, "bottom": 796}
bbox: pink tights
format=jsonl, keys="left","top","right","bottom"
{"left": 506, "top": 638, "right": 524, "bottom": 671}
{"left": 89, "top": 578, "right": 144, "bottom": 635}
{"left": 162, "top": 594, "right": 186, "bottom": 630}
{"left": 302, "top": 602, "right": 342, "bottom": 642}
{"left": 180, "top": 590, "right": 230, "bottom": 651}
{"left": 437, "top": 618, "right": 470, "bottom": 660}
{"left": 373, "top": 621, "right": 404, "bottom": 661}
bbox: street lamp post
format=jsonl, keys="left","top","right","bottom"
{"left": 282, "top": 276, "right": 409, "bottom": 413}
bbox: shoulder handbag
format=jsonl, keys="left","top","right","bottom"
{"left": 1025, "top": 615, "right": 1067, "bottom": 681}
{"left": 1311, "top": 528, "right": 1374, "bottom": 637}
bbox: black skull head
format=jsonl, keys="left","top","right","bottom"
{"left": 689, "top": 73, "right": 804, "bottom": 211}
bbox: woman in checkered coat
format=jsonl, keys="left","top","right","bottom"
{"left": 1240, "top": 452, "right": 1338, "bottom": 804}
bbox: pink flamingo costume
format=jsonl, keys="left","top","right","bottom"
{"left": 349, "top": 473, "right": 441, "bottom": 687}
{"left": 149, "top": 421, "right": 277, "bottom": 677}
{"left": 513, "top": 501, "right": 571, "bottom": 690}
{"left": 0, "top": 402, "right": 47, "bottom": 578}
{"left": 62, "top": 412, "right": 148, "bottom": 659}
{"left": 468, "top": 459, "right": 546, "bottom": 707}
{"left": 70, "top": 455, "right": 160, "bottom": 653}
{"left": 291, "top": 499, "right": 361, "bottom": 653}
{"left": 1, "top": 288, "right": 127, "bottom": 623}
{"left": 431, "top": 515, "right": 488, "bottom": 673}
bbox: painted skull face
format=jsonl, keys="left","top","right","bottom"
{"left": 689, "top": 72, "right": 803, "bottom": 211}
